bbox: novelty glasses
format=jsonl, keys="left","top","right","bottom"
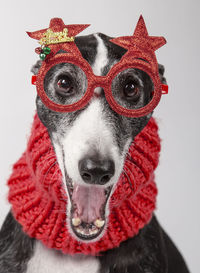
{"left": 29, "top": 16, "right": 168, "bottom": 118}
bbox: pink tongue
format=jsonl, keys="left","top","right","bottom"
{"left": 72, "top": 184, "right": 106, "bottom": 223}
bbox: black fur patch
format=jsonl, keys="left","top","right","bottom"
{"left": 0, "top": 212, "right": 34, "bottom": 273}
{"left": 99, "top": 215, "right": 189, "bottom": 273}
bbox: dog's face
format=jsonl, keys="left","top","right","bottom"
{"left": 32, "top": 33, "right": 165, "bottom": 242}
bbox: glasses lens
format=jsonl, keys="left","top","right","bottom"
{"left": 111, "top": 68, "right": 154, "bottom": 110}
{"left": 43, "top": 63, "right": 88, "bottom": 105}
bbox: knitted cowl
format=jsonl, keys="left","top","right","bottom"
{"left": 7, "top": 114, "right": 160, "bottom": 255}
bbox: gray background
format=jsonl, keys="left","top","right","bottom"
{"left": 0, "top": 0, "right": 199, "bottom": 272}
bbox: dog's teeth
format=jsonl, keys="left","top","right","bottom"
{"left": 76, "top": 227, "right": 82, "bottom": 233}
{"left": 72, "top": 217, "right": 81, "bottom": 227}
{"left": 94, "top": 219, "right": 105, "bottom": 228}
{"left": 90, "top": 229, "right": 98, "bottom": 235}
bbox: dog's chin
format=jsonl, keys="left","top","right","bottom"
{"left": 66, "top": 176, "right": 113, "bottom": 241}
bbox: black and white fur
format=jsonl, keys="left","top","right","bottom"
{"left": 0, "top": 33, "right": 190, "bottom": 273}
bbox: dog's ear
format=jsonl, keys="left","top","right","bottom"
{"left": 158, "top": 63, "right": 167, "bottom": 84}
{"left": 31, "top": 60, "right": 42, "bottom": 75}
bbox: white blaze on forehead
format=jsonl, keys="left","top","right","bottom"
{"left": 92, "top": 34, "right": 108, "bottom": 76}
{"left": 92, "top": 33, "right": 109, "bottom": 95}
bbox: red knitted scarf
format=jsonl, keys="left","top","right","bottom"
{"left": 7, "top": 114, "right": 160, "bottom": 255}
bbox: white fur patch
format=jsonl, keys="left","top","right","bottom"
{"left": 93, "top": 33, "right": 108, "bottom": 95}
{"left": 92, "top": 34, "right": 108, "bottom": 76}
{"left": 26, "top": 241, "right": 100, "bottom": 273}
{"left": 62, "top": 99, "right": 122, "bottom": 188}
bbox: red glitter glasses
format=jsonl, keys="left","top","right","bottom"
{"left": 29, "top": 16, "right": 168, "bottom": 118}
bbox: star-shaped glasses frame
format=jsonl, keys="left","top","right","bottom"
{"left": 29, "top": 16, "right": 168, "bottom": 118}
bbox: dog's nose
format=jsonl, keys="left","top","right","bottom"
{"left": 78, "top": 157, "right": 115, "bottom": 185}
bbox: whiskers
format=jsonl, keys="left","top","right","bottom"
{"left": 122, "top": 168, "right": 134, "bottom": 192}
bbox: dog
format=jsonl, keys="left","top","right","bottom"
{"left": 0, "top": 29, "right": 190, "bottom": 273}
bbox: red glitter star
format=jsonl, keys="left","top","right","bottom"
{"left": 27, "top": 18, "right": 90, "bottom": 41}
{"left": 110, "top": 15, "right": 166, "bottom": 53}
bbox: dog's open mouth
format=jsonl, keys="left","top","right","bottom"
{"left": 66, "top": 179, "right": 112, "bottom": 240}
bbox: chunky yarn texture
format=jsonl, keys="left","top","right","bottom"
{"left": 7, "top": 114, "right": 160, "bottom": 255}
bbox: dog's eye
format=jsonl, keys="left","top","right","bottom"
{"left": 56, "top": 75, "right": 74, "bottom": 97}
{"left": 123, "top": 80, "right": 140, "bottom": 101}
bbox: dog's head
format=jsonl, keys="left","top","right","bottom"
{"left": 31, "top": 31, "right": 166, "bottom": 242}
